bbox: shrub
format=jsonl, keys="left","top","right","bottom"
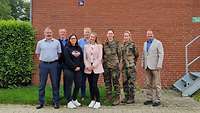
{"left": 0, "top": 20, "right": 35, "bottom": 88}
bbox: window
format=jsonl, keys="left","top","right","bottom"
{"left": 78, "top": 0, "right": 85, "bottom": 6}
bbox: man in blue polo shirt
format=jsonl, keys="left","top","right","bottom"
{"left": 35, "top": 27, "right": 62, "bottom": 109}
{"left": 78, "top": 27, "right": 91, "bottom": 101}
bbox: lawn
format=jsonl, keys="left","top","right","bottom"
{"left": 193, "top": 90, "right": 200, "bottom": 102}
{"left": 0, "top": 85, "right": 112, "bottom": 106}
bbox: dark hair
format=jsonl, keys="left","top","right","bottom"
{"left": 106, "top": 29, "right": 115, "bottom": 42}
{"left": 68, "top": 34, "right": 79, "bottom": 46}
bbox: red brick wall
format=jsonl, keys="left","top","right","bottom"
{"left": 32, "top": 0, "right": 200, "bottom": 87}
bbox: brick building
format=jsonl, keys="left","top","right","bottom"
{"left": 32, "top": 0, "right": 200, "bottom": 87}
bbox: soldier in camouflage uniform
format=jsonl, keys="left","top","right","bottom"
{"left": 120, "top": 31, "right": 139, "bottom": 104}
{"left": 103, "top": 29, "right": 122, "bottom": 106}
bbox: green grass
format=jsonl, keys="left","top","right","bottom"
{"left": 193, "top": 90, "right": 200, "bottom": 102}
{"left": 0, "top": 85, "right": 39, "bottom": 105}
{"left": 0, "top": 85, "right": 112, "bottom": 106}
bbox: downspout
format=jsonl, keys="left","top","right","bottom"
{"left": 30, "top": 0, "right": 32, "bottom": 24}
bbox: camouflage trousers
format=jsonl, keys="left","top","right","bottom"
{"left": 103, "top": 68, "right": 120, "bottom": 97}
{"left": 122, "top": 67, "right": 136, "bottom": 100}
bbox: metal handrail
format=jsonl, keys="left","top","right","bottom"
{"left": 186, "top": 35, "right": 200, "bottom": 47}
{"left": 188, "top": 56, "right": 200, "bottom": 66}
{"left": 185, "top": 35, "right": 200, "bottom": 74}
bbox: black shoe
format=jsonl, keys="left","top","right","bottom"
{"left": 127, "top": 99, "right": 135, "bottom": 104}
{"left": 36, "top": 104, "right": 43, "bottom": 109}
{"left": 54, "top": 104, "right": 59, "bottom": 109}
{"left": 144, "top": 100, "right": 153, "bottom": 105}
{"left": 152, "top": 102, "right": 161, "bottom": 107}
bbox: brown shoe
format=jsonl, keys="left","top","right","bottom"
{"left": 126, "top": 99, "right": 135, "bottom": 104}
{"left": 121, "top": 98, "right": 127, "bottom": 104}
{"left": 112, "top": 97, "right": 120, "bottom": 106}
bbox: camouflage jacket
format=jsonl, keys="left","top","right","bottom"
{"left": 121, "top": 41, "right": 139, "bottom": 68}
{"left": 103, "top": 40, "right": 122, "bottom": 69}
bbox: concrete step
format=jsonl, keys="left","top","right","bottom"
{"left": 190, "top": 72, "right": 200, "bottom": 78}
{"left": 173, "top": 72, "right": 200, "bottom": 96}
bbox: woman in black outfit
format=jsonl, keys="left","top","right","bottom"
{"left": 63, "top": 34, "right": 84, "bottom": 109}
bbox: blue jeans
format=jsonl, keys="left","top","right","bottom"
{"left": 38, "top": 61, "right": 59, "bottom": 105}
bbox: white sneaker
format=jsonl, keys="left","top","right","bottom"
{"left": 72, "top": 99, "right": 81, "bottom": 107}
{"left": 93, "top": 102, "right": 101, "bottom": 109}
{"left": 88, "top": 100, "right": 96, "bottom": 108}
{"left": 67, "top": 101, "right": 77, "bottom": 109}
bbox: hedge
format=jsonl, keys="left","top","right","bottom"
{"left": 0, "top": 20, "right": 35, "bottom": 88}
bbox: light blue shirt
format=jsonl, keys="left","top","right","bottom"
{"left": 35, "top": 38, "right": 62, "bottom": 62}
{"left": 146, "top": 38, "right": 154, "bottom": 52}
{"left": 61, "top": 39, "right": 67, "bottom": 46}
{"left": 78, "top": 38, "right": 89, "bottom": 51}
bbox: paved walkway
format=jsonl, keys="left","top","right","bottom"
{"left": 1, "top": 90, "right": 200, "bottom": 113}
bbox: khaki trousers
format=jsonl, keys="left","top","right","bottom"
{"left": 144, "top": 67, "right": 161, "bottom": 102}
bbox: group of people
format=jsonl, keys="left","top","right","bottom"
{"left": 35, "top": 27, "right": 164, "bottom": 109}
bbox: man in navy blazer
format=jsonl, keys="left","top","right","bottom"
{"left": 57, "top": 28, "right": 68, "bottom": 98}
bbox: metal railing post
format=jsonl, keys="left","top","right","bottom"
{"left": 185, "top": 46, "right": 188, "bottom": 74}
{"left": 185, "top": 35, "right": 200, "bottom": 74}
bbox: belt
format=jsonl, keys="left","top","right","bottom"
{"left": 41, "top": 60, "right": 58, "bottom": 64}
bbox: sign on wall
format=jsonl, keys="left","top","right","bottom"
{"left": 192, "top": 17, "right": 200, "bottom": 23}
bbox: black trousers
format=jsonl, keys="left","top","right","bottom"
{"left": 57, "top": 63, "right": 67, "bottom": 98}
{"left": 85, "top": 72, "right": 100, "bottom": 102}
{"left": 64, "top": 69, "right": 81, "bottom": 103}
{"left": 81, "top": 72, "right": 87, "bottom": 97}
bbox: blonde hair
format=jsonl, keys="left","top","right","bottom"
{"left": 58, "top": 28, "right": 66, "bottom": 32}
{"left": 84, "top": 27, "right": 92, "bottom": 32}
{"left": 124, "top": 30, "right": 131, "bottom": 36}
{"left": 90, "top": 32, "right": 99, "bottom": 44}
{"left": 124, "top": 30, "right": 132, "bottom": 41}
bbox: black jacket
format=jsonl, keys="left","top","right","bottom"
{"left": 58, "top": 39, "right": 68, "bottom": 64}
{"left": 63, "top": 45, "right": 84, "bottom": 71}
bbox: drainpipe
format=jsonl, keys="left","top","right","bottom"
{"left": 30, "top": 0, "right": 32, "bottom": 24}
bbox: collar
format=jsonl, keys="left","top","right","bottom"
{"left": 124, "top": 40, "right": 132, "bottom": 45}
{"left": 59, "top": 37, "right": 67, "bottom": 41}
{"left": 44, "top": 38, "right": 54, "bottom": 41}
{"left": 147, "top": 38, "right": 154, "bottom": 43}
{"left": 83, "top": 38, "right": 89, "bottom": 43}
{"left": 89, "top": 43, "right": 97, "bottom": 46}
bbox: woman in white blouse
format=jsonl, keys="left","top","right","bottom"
{"left": 84, "top": 32, "right": 104, "bottom": 109}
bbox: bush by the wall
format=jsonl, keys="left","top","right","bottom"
{"left": 0, "top": 20, "right": 35, "bottom": 88}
